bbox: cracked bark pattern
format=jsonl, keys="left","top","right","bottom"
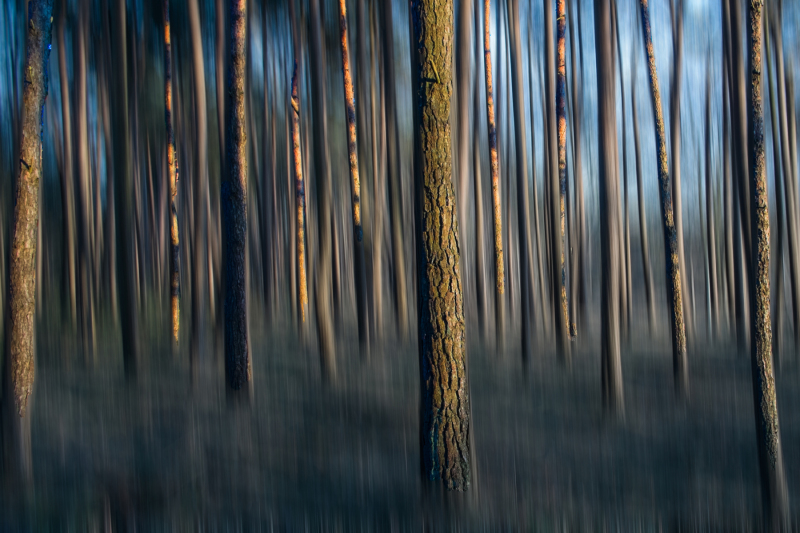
{"left": 747, "top": 1, "right": 788, "bottom": 528}
{"left": 164, "top": 0, "right": 180, "bottom": 343}
{"left": 290, "top": 63, "right": 308, "bottom": 324}
{"left": 556, "top": 0, "right": 572, "bottom": 345}
{"left": 338, "top": 0, "right": 370, "bottom": 357}
{"left": 637, "top": 0, "right": 687, "bottom": 394}
{"left": 483, "top": 0, "right": 505, "bottom": 344}
{"left": 411, "top": 0, "right": 470, "bottom": 491}
{"left": 7, "top": 0, "right": 53, "bottom": 418}
{"left": 223, "top": 0, "right": 250, "bottom": 390}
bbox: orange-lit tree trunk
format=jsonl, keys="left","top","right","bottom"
{"left": 411, "top": 0, "right": 471, "bottom": 491}
{"left": 290, "top": 63, "right": 308, "bottom": 325}
{"left": 338, "top": 0, "right": 370, "bottom": 358}
{"left": 483, "top": 0, "right": 505, "bottom": 346}
{"left": 164, "top": 0, "right": 180, "bottom": 344}
{"left": 222, "top": 0, "right": 250, "bottom": 390}
{"left": 637, "top": 0, "right": 688, "bottom": 394}
{"left": 2, "top": 0, "right": 53, "bottom": 485}
{"left": 747, "top": 1, "right": 789, "bottom": 527}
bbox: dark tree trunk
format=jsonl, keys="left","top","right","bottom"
{"left": 164, "top": 0, "right": 181, "bottom": 344}
{"left": 411, "top": 0, "right": 471, "bottom": 491}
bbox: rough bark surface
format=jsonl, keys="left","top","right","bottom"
{"left": 638, "top": 0, "right": 688, "bottom": 394}
{"left": 483, "top": 0, "right": 505, "bottom": 345}
{"left": 338, "top": 0, "right": 370, "bottom": 358}
{"left": 411, "top": 0, "right": 471, "bottom": 491}
{"left": 747, "top": 1, "right": 789, "bottom": 528}
{"left": 222, "top": 0, "right": 250, "bottom": 390}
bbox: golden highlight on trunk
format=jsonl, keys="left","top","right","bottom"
{"left": 164, "top": 0, "right": 180, "bottom": 343}
{"left": 556, "top": 0, "right": 572, "bottom": 340}
{"left": 290, "top": 63, "right": 308, "bottom": 323}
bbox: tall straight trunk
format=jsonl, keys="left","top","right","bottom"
{"left": 411, "top": 0, "right": 471, "bottom": 491}
{"left": 547, "top": 0, "right": 568, "bottom": 357}
{"left": 483, "top": 0, "right": 505, "bottom": 347}
{"left": 457, "top": 0, "right": 473, "bottom": 317}
{"left": 669, "top": 0, "right": 690, "bottom": 336}
{"left": 529, "top": 26, "right": 548, "bottom": 335}
{"left": 164, "top": 0, "right": 181, "bottom": 343}
{"left": 568, "top": 0, "right": 584, "bottom": 332}
{"left": 290, "top": 64, "right": 308, "bottom": 325}
{"left": 188, "top": 0, "right": 208, "bottom": 366}
{"left": 705, "top": 63, "right": 719, "bottom": 338}
{"left": 595, "top": 0, "right": 622, "bottom": 416}
{"left": 222, "top": 0, "right": 250, "bottom": 390}
{"left": 614, "top": 1, "right": 631, "bottom": 336}
{"left": 338, "top": 0, "right": 370, "bottom": 358}
{"left": 2, "top": 0, "right": 53, "bottom": 485}
{"left": 637, "top": 0, "right": 688, "bottom": 394}
{"left": 380, "top": 0, "right": 408, "bottom": 338}
{"left": 632, "top": 52, "right": 656, "bottom": 330}
{"left": 472, "top": 0, "right": 487, "bottom": 338}
{"left": 770, "top": 7, "right": 800, "bottom": 346}
{"left": 508, "top": 0, "right": 532, "bottom": 359}
{"left": 111, "top": 0, "right": 140, "bottom": 377}
{"left": 370, "top": 6, "right": 385, "bottom": 339}
{"left": 56, "top": 9, "right": 77, "bottom": 330}
{"left": 309, "top": 0, "right": 336, "bottom": 378}
{"left": 746, "top": 2, "right": 789, "bottom": 528}
{"left": 723, "top": 50, "right": 735, "bottom": 329}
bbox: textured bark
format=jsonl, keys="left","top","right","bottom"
{"left": 290, "top": 64, "right": 308, "bottom": 324}
{"left": 632, "top": 53, "right": 656, "bottom": 330}
{"left": 380, "top": 0, "right": 408, "bottom": 338}
{"left": 223, "top": 0, "right": 250, "bottom": 390}
{"left": 411, "top": 0, "right": 471, "bottom": 491}
{"left": 338, "top": 0, "right": 370, "bottom": 358}
{"left": 669, "top": 0, "right": 690, "bottom": 337}
{"left": 546, "top": 0, "right": 568, "bottom": 357}
{"left": 507, "top": 0, "right": 532, "bottom": 359}
{"left": 747, "top": 2, "right": 789, "bottom": 528}
{"left": 483, "top": 0, "right": 505, "bottom": 346}
{"left": 595, "top": 0, "right": 623, "bottom": 416}
{"left": 188, "top": 0, "right": 208, "bottom": 365}
{"left": 111, "top": 0, "right": 139, "bottom": 377}
{"left": 164, "top": 0, "right": 180, "bottom": 343}
{"left": 638, "top": 0, "right": 688, "bottom": 394}
{"left": 705, "top": 64, "right": 719, "bottom": 338}
{"left": 309, "top": 0, "right": 336, "bottom": 378}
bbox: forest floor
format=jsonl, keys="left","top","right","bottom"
{"left": 2, "top": 307, "right": 800, "bottom": 530}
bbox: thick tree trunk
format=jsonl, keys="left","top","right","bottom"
{"left": 746, "top": 2, "right": 789, "bottom": 528}
{"left": 638, "top": 0, "right": 688, "bottom": 394}
{"left": 411, "top": 0, "right": 471, "bottom": 491}
{"left": 338, "top": 0, "right": 370, "bottom": 358}
{"left": 2, "top": 0, "right": 53, "bottom": 486}
{"left": 483, "top": 0, "right": 505, "bottom": 348}
{"left": 222, "top": 0, "right": 250, "bottom": 390}
{"left": 595, "top": 0, "right": 622, "bottom": 416}
{"left": 164, "top": 0, "right": 181, "bottom": 344}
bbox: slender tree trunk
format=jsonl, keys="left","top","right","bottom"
{"left": 2, "top": 0, "right": 53, "bottom": 486}
{"left": 746, "top": 2, "right": 789, "bottom": 528}
{"left": 411, "top": 0, "right": 471, "bottom": 491}
{"left": 483, "top": 0, "right": 505, "bottom": 348}
{"left": 164, "top": 0, "right": 181, "bottom": 344}
{"left": 380, "top": 0, "right": 408, "bottom": 339}
{"left": 370, "top": 6, "right": 385, "bottom": 339}
{"left": 338, "top": 0, "right": 370, "bottom": 359}
{"left": 222, "top": 0, "right": 250, "bottom": 391}
{"left": 705, "top": 63, "right": 719, "bottom": 339}
{"left": 506, "top": 0, "right": 532, "bottom": 359}
{"left": 309, "top": 0, "right": 336, "bottom": 378}
{"left": 568, "top": 0, "right": 584, "bottom": 333}
{"left": 638, "top": 0, "right": 688, "bottom": 394}
{"left": 547, "top": 0, "right": 569, "bottom": 358}
{"left": 472, "top": 0, "right": 487, "bottom": 339}
{"left": 290, "top": 63, "right": 309, "bottom": 326}
{"left": 722, "top": 49, "right": 736, "bottom": 331}
{"left": 529, "top": 27, "right": 548, "bottom": 335}
{"left": 595, "top": 0, "right": 622, "bottom": 416}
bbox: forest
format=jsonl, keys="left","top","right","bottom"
{"left": 1, "top": 0, "right": 800, "bottom": 529}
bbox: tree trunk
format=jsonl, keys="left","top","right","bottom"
{"left": 568, "top": 0, "right": 584, "bottom": 333}
{"left": 164, "top": 0, "right": 181, "bottom": 344}
{"left": 637, "top": 0, "right": 688, "bottom": 394}
{"left": 705, "top": 62, "right": 719, "bottom": 339}
{"left": 2, "top": 0, "right": 53, "bottom": 486}
{"left": 290, "top": 63, "right": 309, "bottom": 326}
{"left": 483, "top": 0, "right": 505, "bottom": 348}
{"left": 222, "top": 0, "right": 250, "bottom": 391}
{"left": 370, "top": 5, "right": 385, "bottom": 340}
{"left": 411, "top": 0, "right": 471, "bottom": 491}
{"left": 746, "top": 2, "right": 790, "bottom": 528}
